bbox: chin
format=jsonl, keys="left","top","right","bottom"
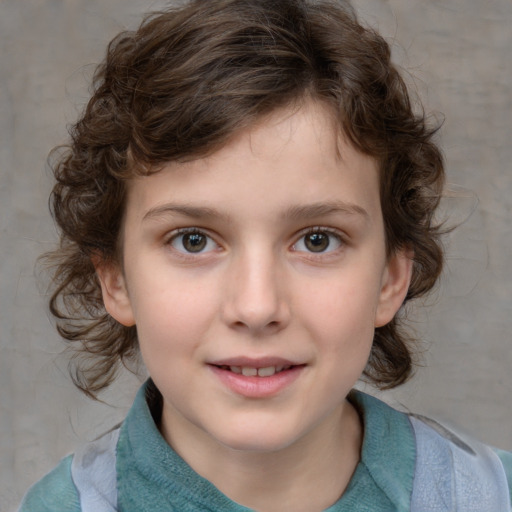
{"left": 210, "top": 419, "right": 303, "bottom": 454}
{"left": 219, "top": 435, "right": 294, "bottom": 454}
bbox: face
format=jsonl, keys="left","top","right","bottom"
{"left": 98, "top": 101, "right": 411, "bottom": 457}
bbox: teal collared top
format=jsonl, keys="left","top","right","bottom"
{"left": 19, "top": 382, "right": 512, "bottom": 511}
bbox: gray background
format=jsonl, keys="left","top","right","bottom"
{"left": 1, "top": 0, "right": 511, "bottom": 509}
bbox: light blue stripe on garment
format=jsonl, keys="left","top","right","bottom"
{"left": 70, "top": 427, "right": 120, "bottom": 512}
{"left": 410, "top": 415, "right": 511, "bottom": 512}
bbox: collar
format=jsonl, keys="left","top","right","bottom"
{"left": 117, "top": 382, "right": 415, "bottom": 511}
{"left": 341, "top": 390, "right": 416, "bottom": 511}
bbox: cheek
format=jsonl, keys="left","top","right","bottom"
{"left": 296, "top": 272, "right": 382, "bottom": 388}
{"left": 299, "top": 273, "right": 382, "bottom": 339}
{"left": 129, "top": 274, "right": 219, "bottom": 359}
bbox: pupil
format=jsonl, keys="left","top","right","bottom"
{"left": 184, "top": 233, "right": 206, "bottom": 252}
{"left": 305, "top": 232, "right": 329, "bottom": 252}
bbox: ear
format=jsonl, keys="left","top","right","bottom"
{"left": 94, "top": 259, "right": 135, "bottom": 327}
{"left": 374, "top": 248, "right": 413, "bottom": 328}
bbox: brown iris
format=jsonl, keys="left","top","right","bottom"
{"left": 304, "top": 232, "right": 330, "bottom": 252}
{"left": 182, "top": 233, "right": 207, "bottom": 252}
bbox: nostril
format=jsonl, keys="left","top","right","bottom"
{"left": 229, "top": 319, "right": 282, "bottom": 334}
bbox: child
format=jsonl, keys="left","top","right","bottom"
{"left": 19, "top": 0, "right": 512, "bottom": 510}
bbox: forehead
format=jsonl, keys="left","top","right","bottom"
{"left": 125, "top": 101, "right": 381, "bottom": 223}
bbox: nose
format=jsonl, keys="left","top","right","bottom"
{"left": 221, "top": 248, "right": 291, "bottom": 336}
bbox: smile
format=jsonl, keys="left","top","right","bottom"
{"left": 209, "top": 361, "right": 305, "bottom": 398}
{"left": 218, "top": 365, "right": 293, "bottom": 377}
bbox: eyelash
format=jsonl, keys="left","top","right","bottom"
{"left": 166, "top": 228, "right": 219, "bottom": 256}
{"left": 291, "top": 227, "right": 345, "bottom": 255}
{"left": 165, "top": 226, "right": 345, "bottom": 257}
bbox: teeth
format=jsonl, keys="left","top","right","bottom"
{"left": 227, "top": 365, "right": 293, "bottom": 377}
{"left": 219, "top": 365, "right": 292, "bottom": 377}
{"left": 258, "top": 366, "right": 276, "bottom": 377}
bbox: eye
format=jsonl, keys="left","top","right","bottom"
{"left": 292, "top": 229, "right": 343, "bottom": 254}
{"left": 169, "top": 229, "right": 218, "bottom": 254}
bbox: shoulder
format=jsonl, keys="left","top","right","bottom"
{"left": 350, "top": 390, "right": 512, "bottom": 510}
{"left": 19, "top": 455, "right": 81, "bottom": 512}
{"left": 410, "top": 414, "right": 512, "bottom": 510}
{"left": 496, "top": 448, "right": 512, "bottom": 504}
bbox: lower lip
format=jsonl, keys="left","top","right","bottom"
{"left": 209, "top": 365, "right": 304, "bottom": 398}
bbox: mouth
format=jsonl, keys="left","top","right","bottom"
{"left": 208, "top": 359, "right": 306, "bottom": 397}
{"left": 215, "top": 364, "right": 296, "bottom": 377}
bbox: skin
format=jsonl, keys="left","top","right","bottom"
{"left": 98, "top": 100, "right": 412, "bottom": 511}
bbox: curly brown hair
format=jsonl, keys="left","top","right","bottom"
{"left": 46, "top": 0, "right": 444, "bottom": 398}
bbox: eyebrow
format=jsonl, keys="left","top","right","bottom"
{"left": 142, "top": 200, "right": 369, "bottom": 223}
{"left": 143, "top": 204, "right": 229, "bottom": 222}
{"left": 283, "top": 201, "right": 370, "bottom": 222}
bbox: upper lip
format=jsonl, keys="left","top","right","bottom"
{"left": 208, "top": 356, "right": 302, "bottom": 368}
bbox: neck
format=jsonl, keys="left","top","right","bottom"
{"left": 160, "top": 399, "right": 362, "bottom": 512}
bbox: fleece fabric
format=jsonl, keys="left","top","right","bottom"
{"left": 19, "top": 382, "right": 512, "bottom": 511}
